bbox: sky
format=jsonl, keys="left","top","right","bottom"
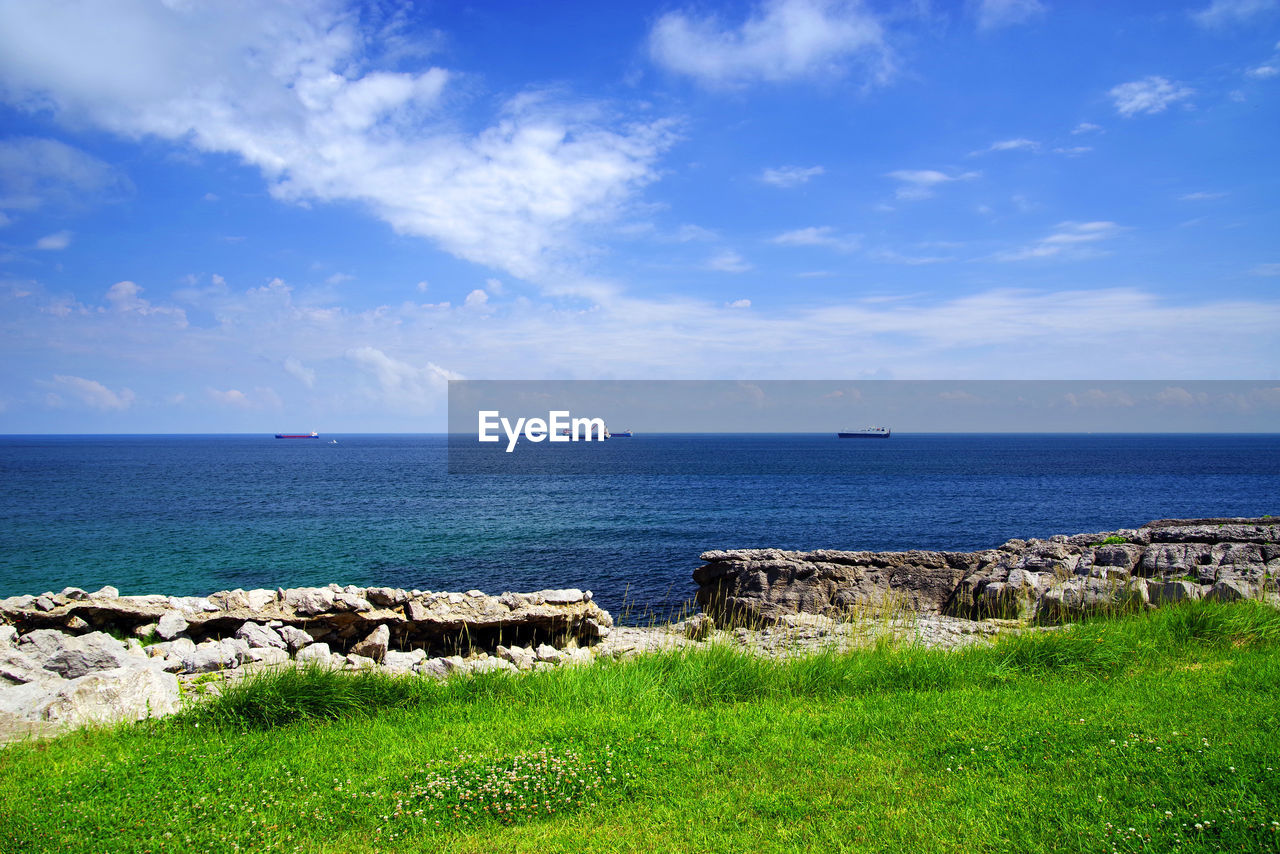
{"left": 0, "top": 0, "right": 1277, "bottom": 433}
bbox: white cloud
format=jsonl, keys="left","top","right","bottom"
{"left": 205, "top": 387, "right": 279, "bottom": 410}
{"left": 1072, "top": 122, "right": 1103, "bottom": 134}
{"left": 761, "top": 165, "right": 825, "bottom": 187}
{"left": 672, "top": 224, "right": 718, "bottom": 242}
{"left": 0, "top": 137, "right": 128, "bottom": 213}
{"left": 1053, "top": 146, "right": 1092, "bottom": 156}
{"left": 1064, "top": 389, "right": 1135, "bottom": 408}
{"left": 0, "top": 3, "right": 673, "bottom": 286}
{"left": 727, "top": 299, "right": 752, "bottom": 308}
{"left": 770, "top": 226, "right": 859, "bottom": 251}
{"left": 50, "top": 375, "right": 135, "bottom": 411}
{"left": 975, "top": 0, "right": 1047, "bottom": 31}
{"left": 6, "top": 276, "right": 1280, "bottom": 430}
{"left": 463, "top": 288, "right": 490, "bottom": 309}
{"left": 1109, "top": 76, "right": 1194, "bottom": 117}
{"left": 34, "top": 230, "right": 71, "bottom": 250}
{"left": 886, "top": 169, "right": 979, "bottom": 200}
{"left": 283, "top": 357, "right": 316, "bottom": 389}
{"left": 103, "top": 281, "right": 187, "bottom": 325}
{"left": 1246, "top": 64, "right": 1279, "bottom": 78}
{"left": 993, "top": 221, "right": 1122, "bottom": 261}
{"left": 970, "top": 138, "right": 1039, "bottom": 156}
{"left": 648, "top": 0, "right": 892, "bottom": 87}
{"left": 345, "top": 346, "right": 459, "bottom": 412}
{"left": 705, "top": 250, "right": 753, "bottom": 273}
{"left": 1179, "top": 191, "right": 1227, "bottom": 201}
{"left": 1193, "top": 0, "right": 1277, "bottom": 28}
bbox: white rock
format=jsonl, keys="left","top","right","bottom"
{"left": 497, "top": 644, "right": 536, "bottom": 670}
{"left": 41, "top": 666, "right": 181, "bottom": 728}
{"left": 277, "top": 625, "right": 313, "bottom": 652}
{"left": 243, "top": 647, "right": 289, "bottom": 667}
{"left": 540, "top": 588, "right": 585, "bottom": 605}
{"left": 350, "top": 625, "right": 389, "bottom": 662}
{"left": 235, "top": 622, "right": 286, "bottom": 650}
{"left": 332, "top": 592, "right": 373, "bottom": 612}
{"left": 156, "top": 612, "right": 188, "bottom": 640}
{"left": 88, "top": 586, "right": 119, "bottom": 600}
{"left": 382, "top": 650, "right": 421, "bottom": 672}
{"left": 468, "top": 657, "right": 518, "bottom": 675}
{"left": 246, "top": 589, "right": 276, "bottom": 611}
{"left": 295, "top": 642, "right": 332, "bottom": 665}
{"left": 284, "top": 588, "right": 335, "bottom": 616}
{"left": 0, "top": 625, "right": 16, "bottom": 648}
{"left": 534, "top": 643, "right": 563, "bottom": 664}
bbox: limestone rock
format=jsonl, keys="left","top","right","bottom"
{"left": 277, "top": 625, "right": 313, "bottom": 652}
{"left": 236, "top": 622, "right": 286, "bottom": 650}
{"left": 534, "top": 644, "right": 563, "bottom": 664}
{"left": 156, "top": 612, "right": 188, "bottom": 640}
{"left": 295, "top": 642, "right": 332, "bottom": 666}
{"left": 350, "top": 625, "right": 389, "bottom": 662}
{"left": 497, "top": 644, "right": 536, "bottom": 670}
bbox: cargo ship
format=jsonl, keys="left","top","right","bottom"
{"left": 275, "top": 432, "right": 319, "bottom": 439}
{"left": 837, "top": 426, "right": 890, "bottom": 439}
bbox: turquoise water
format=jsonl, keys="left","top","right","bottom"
{"left": 1, "top": 434, "right": 1277, "bottom": 620}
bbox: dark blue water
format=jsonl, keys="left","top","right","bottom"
{"left": 1, "top": 434, "right": 1277, "bottom": 621}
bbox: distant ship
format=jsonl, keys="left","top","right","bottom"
{"left": 610, "top": 430, "right": 634, "bottom": 437}
{"left": 838, "top": 426, "right": 890, "bottom": 439}
{"left": 275, "top": 432, "right": 319, "bottom": 439}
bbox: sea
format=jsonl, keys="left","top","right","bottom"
{"left": 1, "top": 434, "right": 1277, "bottom": 622}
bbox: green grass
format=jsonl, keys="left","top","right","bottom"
{"left": 3, "top": 601, "right": 1280, "bottom": 853}
{"left": 1098, "top": 535, "right": 1129, "bottom": 545}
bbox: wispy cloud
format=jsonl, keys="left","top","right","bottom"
{"left": 49, "top": 375, "right": 135, "bottom": 411}
{"left": 0, "top": 137, "right": 130, "bottom": 214}
{"left": 1109, "top": 76, "right": 1194, "bottom": 116}
{"left": 1192, "top": 0, "right": 1277, "bottom": 28}
{"left": 1246, "top": 64, "right": 1279, "bottom": 78}
{"left": 760, "top": 165, "right": 825, "bottom": 187}
{"left": 1179, "top": 191, "right": 1228, "bottom": 201}
{"left": 705, "top": 250, "right": 753, "bottom": 273}
{"left": 34, "top": 230, "right": 71, "bottom": 250}
{"left": 770, "top": 226, "right": 860, "bottom": 251}
{"left": 993, "top": 221, "right": 1123, "bottom": 261}
{"left": 975, "top": 0, "right": 1047, "bottom": 31}
{"left": 1071, "top": 122, "right": 1103, "bottom": 135}
{"left": 970, "top": 138, "right": 1039, "bottom": 156}
{"left": 886, "top": 169, "right": 980, "bottom": 200}
{"left": 648, "top": 0, "right": 892, "bottom": 87}
{"left": 1250, "top": 262, "right": 1280, "bottom": 276}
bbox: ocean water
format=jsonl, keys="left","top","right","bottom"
{"left": 1, "top": 434, "right": 1277, "bottom": 621}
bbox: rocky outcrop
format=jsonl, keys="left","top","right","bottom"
{"left": 0, "top": 584, "right": 613, "bottom": 657}
{"left": 695, "top": 518, "right": 1280, "bottom": 625}
{"left": 0, "top": 583, "right": 614, "bottom": 743}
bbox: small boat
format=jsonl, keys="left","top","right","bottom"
{"left": 275, "top": 432, "right": 319, "bottom": 439}
{"left": 610, "top": 430, "right": 634, "bottom": 437}
{"left": 328, "top": 439, "right": 338, "bottom": 444}
{"left": 837, "top": 426, "right": 890, "bottom": 439}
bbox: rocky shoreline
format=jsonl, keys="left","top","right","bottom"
{"left": 695, "top": 518, "right": 1280, "bottom": 625}
{"left": 2, "top": 517, "right": 1277, "bottom": 743}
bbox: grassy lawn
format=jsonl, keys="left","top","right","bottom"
{"left": 2, "top": 602, "right": 1279, "bottom": 853}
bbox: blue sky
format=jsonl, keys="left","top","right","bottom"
{"left": 0, "top": 0, "right": 1277, "bottom": 432}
